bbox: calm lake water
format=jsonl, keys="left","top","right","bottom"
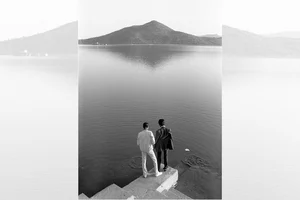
{"left": 223, "top": 56, "right": 300, "bottom": 200}
{"left": 79, "top": 45, "right": 222, "bottom": 196}
{"left": 0, "top": 56, "right": 77, "bottom": 200}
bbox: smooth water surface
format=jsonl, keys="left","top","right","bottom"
{"left": 223, "top": 56, "right": 300, "bottom": 200}
{"left": 0, "top": 56, "right": 77, "bottom": 199}
{"left": 79, "top": 45, "right": 221, "bottom": 196}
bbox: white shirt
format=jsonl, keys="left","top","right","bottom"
{"left": 137, "top": 129, "right": 155, "bottom": 153}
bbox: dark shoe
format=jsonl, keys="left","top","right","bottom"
{"left": 163, "top": 166, "right": 168, "bottom": 171}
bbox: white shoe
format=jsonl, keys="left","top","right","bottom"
{"left": 155, "top": 172, "right": 162, "bottom": 177}
{"left": 143, "top": 172, "right": 148, "bottom": 178}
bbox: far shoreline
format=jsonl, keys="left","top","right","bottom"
{"left": 78, "top": 43, "right": 222, "bottom": 48}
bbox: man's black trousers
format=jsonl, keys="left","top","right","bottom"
{"left": 157, "top": 149, "right": 168, "bottom": 171}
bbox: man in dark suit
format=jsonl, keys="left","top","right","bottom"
{"left": 154, "top": 119, "right": 174, "bottom": 172}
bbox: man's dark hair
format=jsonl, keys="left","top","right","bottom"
{"left": 143, "top": 122, "right": 149, "bottom": 129}
{"left": 158, "top": 119, "right": 165, "bottom": 126}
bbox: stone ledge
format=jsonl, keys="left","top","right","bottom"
{"left": 91, "top": 183, "right": 134, "bottom": 199}
{"left": 78, "top": 167, "right": 186, "bottom": 199}
{"left": 123, "top": 167, "right": 178, "bottom": 198}
{"left": 79, "top": 193, "right": 89, "bottom": 199}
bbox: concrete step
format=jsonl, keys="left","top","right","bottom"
{"left": 162, "top": 188, "right": 192, "bottom": 199}
{"left": 91, "top": 184, "right": 134, "bottom": 199}
{"left": 123, "top": 167, "right": 178, "bottom": 199}
{"left": 78, "top": 193, "right": 89, "bottom": 199}
{"left": 143, "top": 190, "right": 169, "bottom": 199}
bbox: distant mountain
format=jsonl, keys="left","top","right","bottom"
{"left": 266, "top": 31, "right": 300, "bottom": 39}
{"left": 200, "top": 34, "right": 221, "bottom": 38}
{"left": 223, "top": 25, "right": 300, "bottom": 57}
{"left": 79, "top": 20, "right": 221, "bottom": 46}
{"left": 0, "top": 21, "right": 78, "bottom": 56}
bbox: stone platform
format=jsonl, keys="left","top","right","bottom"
{"left": 79, "top": 166, "right": 191, "bottom": 199}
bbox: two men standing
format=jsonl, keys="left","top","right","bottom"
{"left": 137, "top": 119, "right": 173, "bottom": 178}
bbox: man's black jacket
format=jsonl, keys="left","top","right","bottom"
{"left": 154, "top": 126, "right": 174, "bottom": 151}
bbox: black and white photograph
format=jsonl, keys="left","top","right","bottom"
{"left": 78, "top": 0, "right": 222, "bottom": 199}
{"left": 1, "top": 0, "right": 300, "bottom": 200}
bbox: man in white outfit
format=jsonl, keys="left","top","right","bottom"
{"left": 137, "top": 122, "right": 162, "bottom": 178}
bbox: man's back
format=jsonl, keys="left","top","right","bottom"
{"left": 155, "top": 127, "right": 173, "bottom": 151}
{"left": 137, "top": 130, "right": 155, "bottom": 153}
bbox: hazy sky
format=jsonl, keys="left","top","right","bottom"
{"left": 224, "top": 0, "right": 300, "bottom": 34}
{"left": 0, "top": 0, "right": 77, "bottom": 41}
{"left": 79, "top": 0, "right": 222, "bottom": 39}
{"left": 1, "top": 0, "right": 300, "bottom": 41}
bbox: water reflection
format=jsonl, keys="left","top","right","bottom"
{"left": 90, "top": 45, "right": 202, "bottom": 68}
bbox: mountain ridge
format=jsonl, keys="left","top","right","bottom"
{"left": 79, "top": 20, "right": 221, "bottom": 46}
{"left": 0, "top": 21, "right": 78, "bottom": 55}
{"left": 223, "top": 25, "right": 300, "bottom": 57}
{"left": 265, "top": 31, "right": 300, "bottom": 39}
